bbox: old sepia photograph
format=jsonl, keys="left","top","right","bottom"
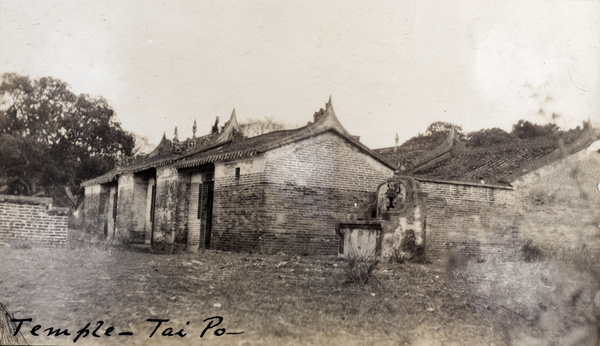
{"left": 1, "top": 1, "right": 599, "bottom": 345}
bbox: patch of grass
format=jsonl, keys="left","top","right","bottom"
{"left": 0, "top": 247, "right": 511, "bottom": 345}
{"left": 11, "top": 242, "right": 32, "bottom": 250}
{"left": 451, "top": 250, "right": 600, "bottom": 345}
{"left": 345, "top": 251, "right": 378, "bottom": 285}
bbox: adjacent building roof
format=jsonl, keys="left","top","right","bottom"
{"left": 82, "top": 97, "right": 396, "bottom": 186}
{"left": 374, "top": 123, "right": 597, "bottom": 185}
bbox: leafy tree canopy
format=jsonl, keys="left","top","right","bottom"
{"left": 511, "top": 119, "right": 560, "bottom": 139}
{"left": 425, "top": 121, "right": 464, "bottom": 137}
{"left": 397, "top": 121, "right": 464, "bottom": 152}
{"left": 0, "top": 73, "right": 135, "bottom": 207}
{"left": 466, "top": 128, "right": 517, "bottom": 147}
{"left": 398, "top": 119, "right": 573, "bottom": 151}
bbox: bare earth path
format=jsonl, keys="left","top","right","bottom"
{"left": 0, "top": 247, "right": 527, "bottom": 345}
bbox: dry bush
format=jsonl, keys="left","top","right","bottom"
{"left": 345, "top": 251, "right": 379, "bottom": 285}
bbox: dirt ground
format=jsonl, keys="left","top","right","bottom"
{"left": 0, "top": 246, "right": 598, "bottom": 345}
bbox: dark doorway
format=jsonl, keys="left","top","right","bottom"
{"left": 203, "top": 181, "right": 214, "bottom": 248}
{"left": 150, "top": 183, "right": 157, "bottom": 243}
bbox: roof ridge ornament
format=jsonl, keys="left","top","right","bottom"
{"left": 212, "top": 108, "right": 241, "bottom": 144}
{"left": 308, "top": 95, "right": 352, "bottom": 137}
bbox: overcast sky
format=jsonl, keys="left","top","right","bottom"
{"left": 1, "top": 0, "right": 599, "bottom": 149}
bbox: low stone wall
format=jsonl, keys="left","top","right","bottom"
{"left": 0, "top": 195, "right": 69, "bottom": 246}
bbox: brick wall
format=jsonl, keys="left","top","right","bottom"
{"left": 182, "top": 168, "right": 214, "bottom": 252}
{"left": 510, "top": 149, "right": 600, "bottom": 257}
{"left": 115, "top": 173, "right": 135, "bottom": 243}
{"left": 187, "top": 181, "right": 201, "bottom": 250}
{"left": 0, "top": 195, "right": 68, "bottom": 246}
{"left": 418, "top": 149, "right": 600, "bottom": 261}
{"left": 418, "top": 179, "right": 517, "bottom": 261}
{"left": 212, "top": 172, "right": 267, "bottom": 252}
{"left": 175, "top": 174, "right": 190, "bottom": 244}
{"left": 211, "top": 132, "right": 395, "bottom": 255}
{"left": 152, "top": 166, "right": 179, "bottom": 246}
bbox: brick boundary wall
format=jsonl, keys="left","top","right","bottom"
{"left": 0, "top": 195, "right": 69, "bottom": 246}
{"left": 416, "top": 179, "right": 518, "bottom": 261}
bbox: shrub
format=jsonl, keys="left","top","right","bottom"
{"left": 345, "top": 251, "right": 379, "bottom": 285}
{"left": 521, "top": 240, "right": 544, "bottom": 262}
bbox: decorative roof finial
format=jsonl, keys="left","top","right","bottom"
{"left": 173, "top": 126, "right": 179, "bottom": 142}
{"left": 326, "top": 95, "right": 332, "bottom": 108}
{"left": 394, "top": 133, "right": 399, "bottom": 152}
{"left": 211, "top": 116, "right": 220, "bottom": 134}
{"left": 192, "top": 120, "right": 197, "bottom": 139}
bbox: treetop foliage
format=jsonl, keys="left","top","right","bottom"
{"left": 0, "top": 73, "right": 135, "bottom": 207}
{"left": 397, "top": 119, "right": 580, "bottom": 152}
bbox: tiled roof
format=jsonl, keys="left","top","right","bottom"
{"left": 374, "top": 124, "right": 597, "bottom": 185}
{"left": 82, "top": 98, "right": 396, "bottom": 186}
{"left": 374, "top": 137, "right": 447, "bottom": 171}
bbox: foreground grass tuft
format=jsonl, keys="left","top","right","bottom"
{"left": 345, "top": 252, "right": 379, "bottom": 285}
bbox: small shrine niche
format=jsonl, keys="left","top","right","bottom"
{"left": 337, "top": 176, "right": 428, "bottom": 261}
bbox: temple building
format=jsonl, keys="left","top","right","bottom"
{"left": 82, "top": 97, "right": 599, "bottom": 259}
{"left": 81, "top": 98, "right": 395, "bottom": 253}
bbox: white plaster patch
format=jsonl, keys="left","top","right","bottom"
{"left": 190, "top": 172, "right": 204, "bottom": 184}
{"left": 157, "top": 166, "right": 178, "bottom": 179}
{"left": 215, "top": 157, "right": 265, "bottom": 178}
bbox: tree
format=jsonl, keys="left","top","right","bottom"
{"left": 466, "top": 128, "right": 517, "bottom": 147}
{"left": 0, "top": 73, "right": 135, "bottom": 207}
{"left": 511, "top": 120, "right": 559, "bottom": 139}
{"left": 239, "top": 117, "right": 289, "bottom": 137}
{"left": 425, "top": 121, "right": 463, "bottom": 137}
{"left": 398, "top": 121, "right": 464, "bottom": 150}
{"left": 131, "top": 134, "right": 155, "bottom": 157}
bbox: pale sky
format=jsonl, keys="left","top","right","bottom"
{"left": 1, "top": 0, "right": 599, "bottom": 149}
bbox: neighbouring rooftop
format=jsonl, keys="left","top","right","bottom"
{"left": 374, "top": 123, "right": 598, "bottom": 185}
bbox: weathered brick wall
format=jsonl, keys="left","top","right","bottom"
{"left": 142, "top": 176, "right": 156, "bottom": 244}
{"left": 175, "top": 173, "right": 190, "bottom": 244}
{"left": 418, "top": 179, "right": 517, "bottom": 261}
{"left": 83, "top": 185, "right": 101, "bottom": 224}
{"left": 419, "top": 149, "right": 600, "bottom": 261}
{"left": 0, "top": 195, "right": 68, "bottom": 246}
{"left": 260, "top": 185, "right": 372, "bottom": 254}
{"left": 152, "top": 166, "right": 179, "bottom": 247}
{"left": 212, "top": 172, "right": 267, "bottom": 252}
{"left": 212, "top": 132, "right": 394, "bottom": 255}
{"left": 186, "top": 174, "right": 202, "bottom": 251}
{"left": 82, "top": 184, "right": 114, "bottom": 237}
{"left": 510, "top": 150, "right": 600, "bottom": 257}
{"left": 115, "top": 173, "right": 135, "bottom": 243}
